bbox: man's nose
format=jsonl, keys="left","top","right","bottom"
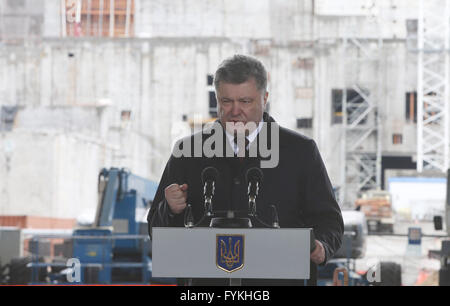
{"left": 231, "top": 101, "right": 241, "bottom": 116}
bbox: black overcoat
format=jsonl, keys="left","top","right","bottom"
{"left": 147, "top": 113, "right": 344, "bottom": 285}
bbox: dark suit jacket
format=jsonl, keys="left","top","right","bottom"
{"left": 147, "top": 113, "right": 344, "bottom": 286}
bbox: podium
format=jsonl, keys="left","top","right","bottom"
{"left": 152, "top": 227, "right": 312, "bottom": 282}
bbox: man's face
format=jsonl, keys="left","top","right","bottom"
{"left": 216, "top": 78, "right": 268, "bottom": 135}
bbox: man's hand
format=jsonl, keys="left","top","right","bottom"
{"left": 165, "top": 183, "right": 188, "bottom": 215}
{"left": 310, "top": 240, "right": 325, "bottom": 265}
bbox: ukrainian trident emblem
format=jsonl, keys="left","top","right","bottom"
{"left": 216, "top": 235, "right": 244, "bottom": 273}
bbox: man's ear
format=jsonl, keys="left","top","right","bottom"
{"left": 263, "top": 91, "right": 269, "bottom": 109}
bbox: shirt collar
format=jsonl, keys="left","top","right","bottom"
{"left": 247, "top": 120, "right": 264, "bottom": 143}
{"left": 225, "top": 120, "right": 264, "bottom": 153}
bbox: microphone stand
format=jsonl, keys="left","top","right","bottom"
{"left": 247, "top": 180, "right": 279, "bottom": 229}
{"left": 204, "top": 180, "right": 214, "bottom": 217}
{"left": 184, "top": 180, "right": 215, "bottom": 228}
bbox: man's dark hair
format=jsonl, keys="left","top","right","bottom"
{"left": 214, "top": 54, "right": 267, "bottom": 92}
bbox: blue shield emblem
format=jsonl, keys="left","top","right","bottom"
{"left": 216, "top": 234, "right": 244, "bottom": 273}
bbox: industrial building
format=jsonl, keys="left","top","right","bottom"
{"left": 0, "top": 0, "right": 449, "bottom": 286}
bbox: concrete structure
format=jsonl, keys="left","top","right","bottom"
{"left": 0, "top": 0, "right": 447, "bottom": 220}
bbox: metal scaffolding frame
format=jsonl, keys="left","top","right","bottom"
{"left": 417, "top": 0, "right": 450, "bottom": 173}
{"left": 60, "top": 0, "right": 134, "bottom": 38}
{"left": 340, "top": 35, "right": 383, "bottom": 208}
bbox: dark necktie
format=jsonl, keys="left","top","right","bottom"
{"left": 233, "top": 136, "right": 250, "bottom": 160}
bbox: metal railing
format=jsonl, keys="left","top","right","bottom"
{"left": 26, "top": 234, "right": 154, "bottom": 284}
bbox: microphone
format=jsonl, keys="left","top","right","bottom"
{"left": 201, "top": 166, "right": 219, "bottom": 216}
{"left": 245, "top": 167, "right": 263, "bottom": 216}
{"left": 271, "top": 205, "right": 280, "bottom": 228}
{"left": 184, "top": 204, "right": 194, "bottom": 228}
{"left": 245, "top": 168, "right": 276, "bottom": 229}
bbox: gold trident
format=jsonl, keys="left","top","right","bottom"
{"left": 220, "top": 237, "right": 240, "bottom": 269}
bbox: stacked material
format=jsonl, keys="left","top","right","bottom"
{"left": 355, "top": 196, "right": 392, "bottom": 218}
{"left": 0, "top": 216, "right": 75, "bottom": 263}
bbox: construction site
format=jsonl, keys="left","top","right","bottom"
{"left": 0, "top": 0, "right": 449, "bottom": 287}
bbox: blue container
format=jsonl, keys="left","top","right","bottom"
{"left": 73, "top": 228, "right": 113, "bottom": 284}
{"left": 113, "top": 191, "right": 141, "bottom": 252}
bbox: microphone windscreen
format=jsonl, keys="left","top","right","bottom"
{"left": 245, "top": 167, "right": 264, "bottom": 185}
{"left": 201, "top": 166, "right": 219, "bottom": 184}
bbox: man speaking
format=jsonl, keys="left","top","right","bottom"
{"left": 147, "top": 54, "right": 344, "bottom": 285}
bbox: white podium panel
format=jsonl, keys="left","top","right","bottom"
{"left": 152, "top": 227, "right": 311, "bottom": 279}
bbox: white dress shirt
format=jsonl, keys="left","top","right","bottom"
{"left": 225, "top": 120, "right": 264, "bottom": 155}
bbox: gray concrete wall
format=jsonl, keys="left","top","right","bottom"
{"left": 0, "top": 0, "right": 433, "bottom": 218}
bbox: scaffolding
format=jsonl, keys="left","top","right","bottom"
{"left": 61, "top": 0, "right": 134, "bottom": 38}
{"left": 417, "top": 0, "right": 450, "bottom": 173}
{"left": 339, "top": 14, "right": 383, "bottom": 208}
